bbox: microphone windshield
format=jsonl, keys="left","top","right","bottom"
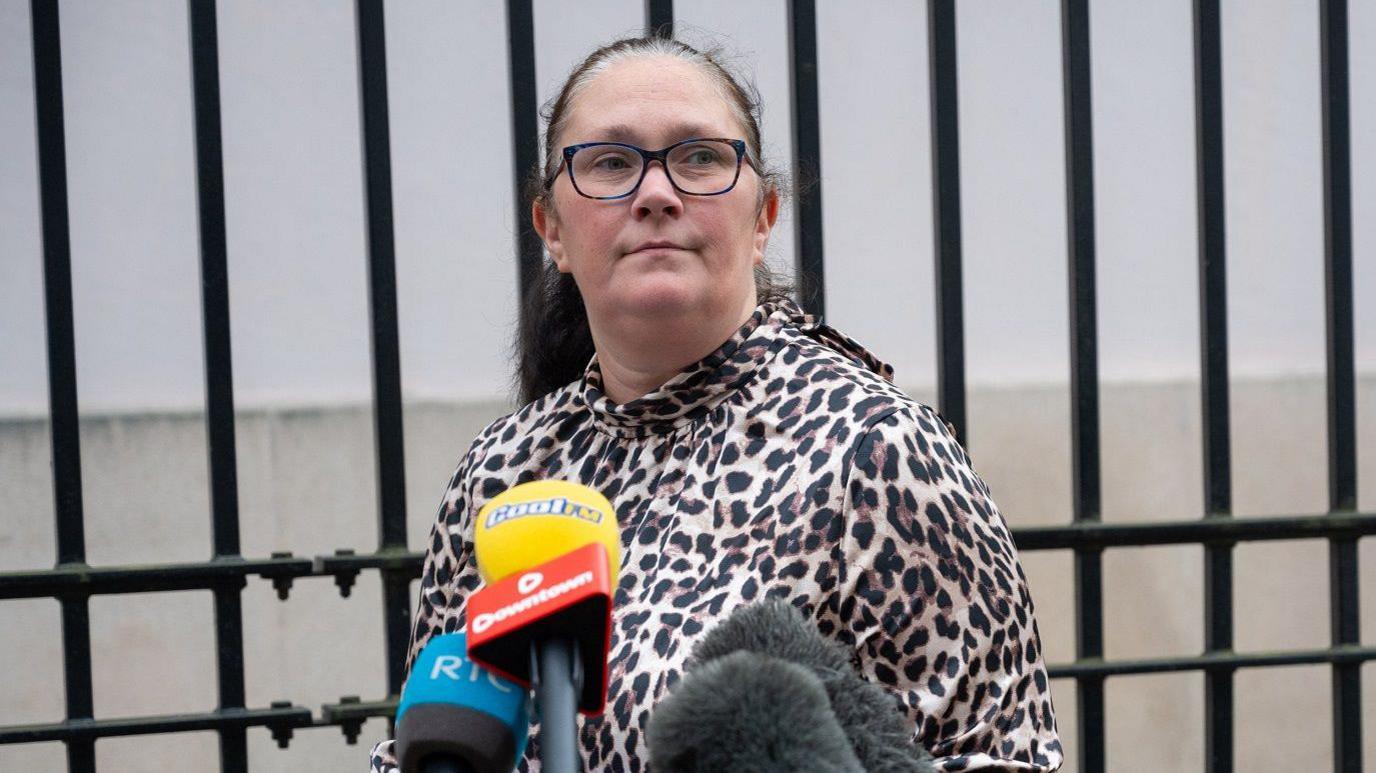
{"left": 689, "top": 600, "right": 851, "bottom": 673}
{"left": 657, "top": 601, "right": 937, "bottom": 773}
{"left": 473, "top": 479, "right": 620, "bottom": 584}
{"left": 396, "top": 632, "right": 530, "bottom": 773}
{"left": 647, "top": 651, "right": 864, "bottom": 772}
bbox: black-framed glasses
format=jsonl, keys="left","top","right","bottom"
{"left": 544, "top": 138, "right": 754, "bottom": 200}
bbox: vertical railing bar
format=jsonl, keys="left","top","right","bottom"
{"left": 355, "top": 0, "right": 414, "bottom": 701}
{"left": 1060, "top": 0, "right": 1104, "bottom": 770}
{"left": 926, "top": 0, "right": 967, "bottom": 445}
{"left": 187, "top": 1, "right": 248, "bottom": 770}
{"left": 1319, "top": 0, "right": 1357, "bottom": 520}
{"left": 507, "top": 0, "right": 541, "bottom": 309}
{"left": 31, "top": 1, "right": 96, "bottom": 769}
{"left": 56, "top": 599, "right": 94, "bottom": 771}
{"left": 209, "top": 590, "right": 246, "bottom": 768}
{"left": 1192, "top": 1, "right": 1234, "bottom": 770}
{"left": 1202, "top": 549, "right": 1234, "bottom": 770}
{"left": 32, "top": 0, "right": 83, "bottom": 569}
{"left": 356, "top": 0, "right": 407, "bottom": 552}
{"left": 1192, "top": 7, "right": 1231, "bottom": 526}
{"left": 190, "top": 0, "right": 241, "bottom": 561}
{"left": 1074, "top": 551, "right": 1104, "bottom": 765}
{"left": 645, "top": 0, "right": 673, "bottom": 39}
{"left": 1319, "top": 2, "right": 1362, "bottom": 771}
{"left": 1329, "top": 540, "right": 1362, "bottom": 769}
{"left": 787, "top": 0, "right": 826, "bottom": 318}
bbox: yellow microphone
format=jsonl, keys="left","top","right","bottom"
{"left": 473, "top": 479, "right": 620, "bottom": 586}
{"left": 466, "top": 479, "right": 621, "bottom": 772}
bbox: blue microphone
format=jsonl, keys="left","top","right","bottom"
{"left": 396, "top": 632, "right": 531, "bottom": 773}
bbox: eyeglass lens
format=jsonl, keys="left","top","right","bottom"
{"left": 570, "top": 140, "right": 739, "bottom": 197}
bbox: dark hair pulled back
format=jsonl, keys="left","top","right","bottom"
{"left": 513, "top": 36, "right": 793, "bottom": 407}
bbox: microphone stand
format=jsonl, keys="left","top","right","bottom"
{"left": 531, "top": 638, "right": 583, "bottom": 773}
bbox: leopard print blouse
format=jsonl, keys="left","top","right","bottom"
{"left": 370, "top": 299, "right": 1062, "bottom": 771}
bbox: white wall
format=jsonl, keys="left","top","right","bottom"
{"left": 2, "top": 0, "right": 1372, "bottom": 417}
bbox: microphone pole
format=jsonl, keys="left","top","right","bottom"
{"left": 466, "top": 480, "right": 621, "bottom": 773}
{"left": 533, "top": 638, "right": 582, "bottom": 773}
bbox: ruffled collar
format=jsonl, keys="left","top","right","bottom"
{"left": 577, "top": 298, "right": 897, "bottom": 438}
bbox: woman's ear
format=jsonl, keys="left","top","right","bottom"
{"left": 532, "top": 200, "right": 570, "bottom": 272}
{"left": 751, "top": 188, "right": 780, "bottom": 267}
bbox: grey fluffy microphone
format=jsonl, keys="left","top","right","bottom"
{"left": 647, "top": 600, "right": 936, "bottom": 773}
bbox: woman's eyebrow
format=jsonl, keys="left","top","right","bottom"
{"left": 591, "top": 123, "right": 720, "bottom": 145}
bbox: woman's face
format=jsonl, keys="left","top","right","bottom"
{"left": 533, "top": 56, "right": 779, "bottom": 328}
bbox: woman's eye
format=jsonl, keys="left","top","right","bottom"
{"left": 684, "top": 149, "right": 719, "bottom": 165}
{"left": 592, "top": 154, "right": 632, "bottom": 171}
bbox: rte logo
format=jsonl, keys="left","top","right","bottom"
{"left": 428, "top": 653, "right": 513, "bottom": 692}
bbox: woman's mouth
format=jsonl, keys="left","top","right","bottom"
{"left": 626, "top": 240, "right": 688, "bottom": 255}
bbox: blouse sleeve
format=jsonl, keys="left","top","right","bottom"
{"left": 368, "top": 740, "right": 400, "bottom": 773}
{"left": 839, "top": 406, "right": 1063, "bottom": 772}
{"left": 368, "top": 437, "right": 490, "bottom": 772}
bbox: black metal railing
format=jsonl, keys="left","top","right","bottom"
{"left": 2, "top": 0, "right": 1366, "bottom": 771}
{"left": 1193, "top": 1, "right": 1235, "bottom": 768}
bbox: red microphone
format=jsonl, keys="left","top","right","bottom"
{"left": 467, "top": 480, "right": 620, "bottom": 773}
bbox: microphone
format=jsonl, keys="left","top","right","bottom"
{"left": 466, "top": 480, "right": 621, "bottom": 773}
{"left": 472, "top": 480, "right": 620, "bottom": 586}
{"left": 394, "top": 632, "right": 531, "bottom": 773}
{"left": 647, "top": 600, "right": 937, "bottom": 773}
{"left": 647, "top": 649, "right": 865, "bottom": 772}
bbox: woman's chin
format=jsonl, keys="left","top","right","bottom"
{"left": 611, "top": 276, "right": 705, "bottom": 317}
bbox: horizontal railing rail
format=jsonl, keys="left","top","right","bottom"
{"left": 4, "top": 634, "right": 1374, "bottom": 746}
{"left": 3, "top": 511, "right": 1371, "bottom": 602}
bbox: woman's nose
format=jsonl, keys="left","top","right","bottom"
{"left": 631, "top": 161, "right": 682, "bottom": 219}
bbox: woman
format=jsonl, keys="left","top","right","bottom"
{"left": 372, "top": 36, "right": 1062, "bottom": 772}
